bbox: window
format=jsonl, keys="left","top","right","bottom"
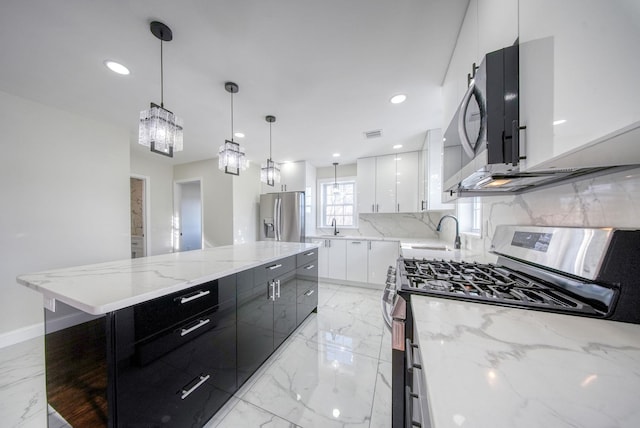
{"left": 319, "top": 179, "right": 357, "bottom": 228}
{"left": 459, "top": 196, "right": 482, "bottom": 236}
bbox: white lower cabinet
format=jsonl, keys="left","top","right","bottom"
{"left": 367, "top": 240, "right": 400, "bottom": 285}
{"left": 317, "top": 238, "right": 346, "bottom": 280}
{"left": 345, "top": 240, "right": 368, "bottom": 283}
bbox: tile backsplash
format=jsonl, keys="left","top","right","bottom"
{"left": 461, "top": 166, "right": 640, "bottom": 255}
{"left": 316, "top": 211, "right": 454, "bottom": 239}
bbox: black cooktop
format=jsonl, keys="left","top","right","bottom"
{"left": 400, "top": 259, "right": 603, "bottom": 316}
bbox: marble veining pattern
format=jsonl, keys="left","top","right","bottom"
{"left": 0, "top": 282, "right": 392, "bottom": 428}
{"left": 411, "top": 295, "right": 640, "bottom": 428}
{"left": 16, "top": 242, "right": 319, "bottom": 315}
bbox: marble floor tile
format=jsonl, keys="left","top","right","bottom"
{"left": 241, "top": 336, "right": 380, "bottom": 428}
{"left": 379, "top": 323, "right": 393, "bottom": 362}
{"left": 323, "top": 287, "right": 384, "bottom": 321}
{"left": 369, "top": 360, "right": 392, "bottom": 428}
{"left": 0, "top": 337, "right": 47, "bottom": 428}
{"left": 209, "top": 399, "right": 301, "bottom": 428}
{"left": 295, "top": 307, "right": 384, "bottom": 360}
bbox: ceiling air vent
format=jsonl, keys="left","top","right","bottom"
{"left": 364, "top": 129, "right": 382, "bottom": 139}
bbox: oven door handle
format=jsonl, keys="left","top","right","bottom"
{"left": 381, "top": 293, "right": 393, "bottom": 330}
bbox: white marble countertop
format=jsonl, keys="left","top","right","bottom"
{"left": 17, "top": 241, "right": 318, "bottom": 316}
{"left": 411, "top": 295, "right": 640, "bottom": 428}
{"left": 307, "top": 234, "right": 401, "bottom": 242}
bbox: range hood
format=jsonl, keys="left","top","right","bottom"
{"left": 445, "top": 121, "right": 640, "bottom": 197}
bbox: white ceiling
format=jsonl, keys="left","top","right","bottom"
{"left": 0, "top": 0, "right": 468, "bottom": 167}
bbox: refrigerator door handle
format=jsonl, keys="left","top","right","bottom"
{"left": 276, "top": 197, "right": 282, "bottom": 241}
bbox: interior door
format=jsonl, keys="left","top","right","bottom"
{"left": 175, "top": 180, "right": 202, "bottom": 252}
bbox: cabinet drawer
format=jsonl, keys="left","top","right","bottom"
{"left": 135, "top": 300, "right": 232, "bottom": 366}
{"left": 296, "top": 249, "right": 319, "bottom": 267}
{"left": 133, "top": 276, "right": 235, "bottom": 341}
{"left": 263, "top": 255, "right": 296, "bottom": 280}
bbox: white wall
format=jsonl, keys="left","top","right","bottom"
{"left": 0, "top": 90, "right": 130, "bottom": 343}
{"left": 174, "top": 159, "right": 234, "bottom": 247}
{"left": 233, "top": 164, "right": 261, "bottom": 244}
{"left": 130, "top": 150, "right": 175, "bottom": 255}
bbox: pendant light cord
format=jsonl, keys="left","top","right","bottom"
{"left": 269, "top": 122, "right": 272, "bottom": 160}
{"left": 160, "top": 39, "right": 164, "bottom": 108}
{"left": 230, "top": 92, "right": 234, "bottom": 141}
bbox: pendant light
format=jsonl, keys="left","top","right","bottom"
{"left": 260, "top": 115, "right": 281, "bottom": 186}
{"left": 138, "top": 21, "right": 184, "bottom": 157}
{"left": 218, "top": 82, "right": 247, "bottom": 175}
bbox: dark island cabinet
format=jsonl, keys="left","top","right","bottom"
{"left": 296, "top": 250, "right": 319, "bottom": 325}
{"left": 113, "top": 274, "right": 236, "bottom": 427}
{"left": 42, "top": 249, "right": 318, "bottom": 428}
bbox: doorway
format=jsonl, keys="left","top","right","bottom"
{"left": 174, "top": 179, "right": 203, "bottom": 252}
{"left": 130, "top": 176, "right": 148, "bottom": 258}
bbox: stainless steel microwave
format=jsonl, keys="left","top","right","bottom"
{"left": 443, "top": 44, "right": 522, "bottom": 195}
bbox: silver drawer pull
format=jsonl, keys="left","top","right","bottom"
{"left": 304, "top": 264, "right": 315, "bottom": 270}
{"left": 177, "top": 290, "right": 210, "bottom": 304}
{"left": 180, "top": 374, "right": 210, "bottom": 400}
{"left": 304, "top": 251, "right": 315, "bottom": 256}
{"left": 351, "top": 241, "right": 362, "bottom": 244}
{"left": 304, "top": 289, "right": 315, "bottom": 297}
{"left": 268, "top": 263, "right": 283, "bottom": 270}
{"left": 180, "top": 318, "right": 210, "bottom": 337}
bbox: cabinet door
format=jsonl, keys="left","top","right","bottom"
{"left": 368, "top": 241, "right": 400, "bottom": 286}
{"left": 357, "top": 157, "right": 376, "bottom": 214}
{"left": 326, "top": 239, "right": 347, "bottom": 280}
{"left": 273, "top": 269, "right": 297, "bottom": 348}
{"left": 309, "top": 239, "right": 329, "bottom": 278}
{"left": 519, "top": 0, "right": 640, "bottom": 171}
{"left": 345, "top": 240, "right": 368, "bottom": 283}
{"left": 396, "top": 151, "right": 420, "bottom": 213}
{"left": 426, "top": 129, "right": 454, "bottom": 210}
{"left": 279, "top": 161, "right": 306, "bottom": 192}
{"left": 236, "top": 270, "right": 274, "bottom": 386}
{"left": 375, "top": 154, "right": 397, "bottom": 213}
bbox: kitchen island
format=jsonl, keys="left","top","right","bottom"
{"left": 17, "top": 241, "right": 319, "bottom": 427}
{"left": 411, "top": 295, "right": 640, "bottom": 427}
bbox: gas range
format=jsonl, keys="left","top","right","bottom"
{"left": 402, "top": 258, "right": 604, "bottom": 316}
{"left": 387, "top": 225, "right": 640, "bottom": 324}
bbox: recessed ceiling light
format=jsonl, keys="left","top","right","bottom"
{"left": 393, "top": 144, "right": 403, "bottom": 149}
{"left": 234, "top": 132, "right": 245, "bottom": 138}
{"left": 553, "top": 119, "right": 567, "bottom": 126}
{"left": 332, "top": 153, "right": 340, "bottom": 157}
{"left": 390, "top": 94, "right": 407, "bottom": 104}
{"left": 104, "top": 60, "right": 130, "bottom": 75}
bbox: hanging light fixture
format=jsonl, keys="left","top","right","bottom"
{"left": 261, "top": 115, "right": 281, "bottom": 186}
{"left": 333, "top": 162, "right": 341, "bottom": 195}
{"left": 218, "top": 82, "right": 247, "bottom": 175}
{"left": 138, "top": 21, "right": 184, "bottom": 157}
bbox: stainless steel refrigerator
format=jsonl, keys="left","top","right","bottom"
{"left": 259, "top": 191, "right": 305, "bottom": 242}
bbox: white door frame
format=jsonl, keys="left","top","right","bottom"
{"left": 130, "top": 174, "right": 150, "bottom": 257}
{"left": 173, "top": 178, "right": 204, "bottom": 252}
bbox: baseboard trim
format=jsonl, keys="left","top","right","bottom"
{"left": 0, "top": 323, "right": 44, "bottom": 349}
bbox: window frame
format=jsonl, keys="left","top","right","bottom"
{"left": 317, "top": 176, "right": 358, "bottom": 229}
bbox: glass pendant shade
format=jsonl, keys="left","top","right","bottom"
{"left": 218, "top": 140, "right": 247, "bottom": 175}
{"left": 139, "top": 103, "right": 184, "bottom": 157}
{"left": 261, "top": 158, "right": 281, "bottom": 186}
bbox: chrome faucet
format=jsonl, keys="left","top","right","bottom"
{"left": 436, "top": 215, "right": 461, "bottom": 249}
{"left": 331, "top": 218, "right": 339, "bottom": 236}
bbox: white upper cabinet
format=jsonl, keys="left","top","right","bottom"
{"left": 357, "top": 152, "right": 421, "bottom": 213}
{"left": 423, "top": 129, "right": 454, "bottom": 210}
{"left": 441, "top": 0, "right": 518, "bottom": 131}
{"left": 262, "top": 161, "right": 306, "bottom": 193}
{"left": 375, "top": 154, "right": 397, "bottom": 213}
{"left": 395, "top": 151, "right": 420, "bottom": 213}
{"left": 519, "top": 0, "right": 640, "bottom": 171}
{"left": 356, "top": 157, "right": 376, "bottom": 214}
